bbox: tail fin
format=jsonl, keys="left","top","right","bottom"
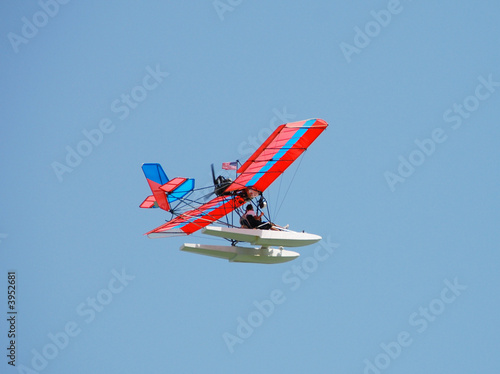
{"left": 140, "top": 163, "right": 195, "bottom": 211}
{"left": 141, "top": 163, "right": 170, "bottom": 211}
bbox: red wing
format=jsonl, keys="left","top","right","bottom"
{"left": 146, "top": 195, "right": 245, "bottom": 238}
{"left": 226, "top": 118, "right": 328, "bottom": 194}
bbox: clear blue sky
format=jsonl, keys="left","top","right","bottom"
{"left": 1, "top": 1, "right": 499, "bottom": 373}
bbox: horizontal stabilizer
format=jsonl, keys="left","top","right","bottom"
{"left": 160, "top": 177, "right": 195, "bottom": 202}
{"left": 140, "top": 195, "right": 157, "bottom": 209}
{"left": 160, "top": 178, "right": 188, "bottom": 193}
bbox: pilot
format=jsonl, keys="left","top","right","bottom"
{"left": 240, "top": 204, "right": 272, "bottom": 230}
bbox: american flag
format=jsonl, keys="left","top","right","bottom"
{"left": 222, "top": 161, "right": 238, "bottom": 170}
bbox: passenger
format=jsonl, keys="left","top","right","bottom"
{"left": 239, "top": 213, "right": 251, "bottom": 228}
{"left": 241, "top": 204, "right": 272, "bottom": 230}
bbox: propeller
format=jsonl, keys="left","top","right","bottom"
{"left": 209, "top": 163, "right": 232, "bottom": 197}
{"left": 211, "top": 163, "right": 217, "bottom": 186}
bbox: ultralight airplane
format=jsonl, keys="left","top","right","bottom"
{"left": 140, "top": 118, "right": 328, "bottom": 264}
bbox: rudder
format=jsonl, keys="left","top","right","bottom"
{"left": 141, "top": 163, "right": 170, "bottom": 211}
